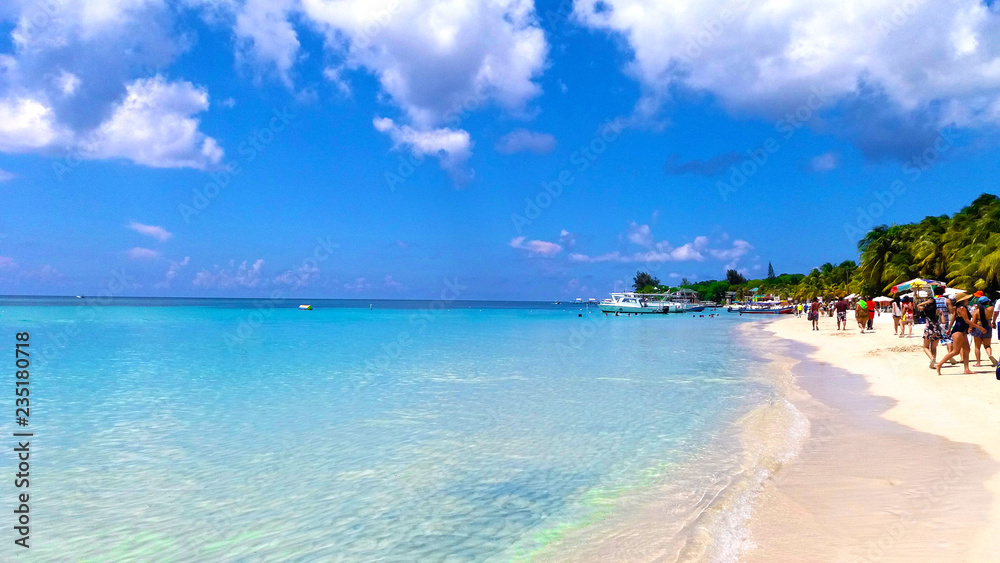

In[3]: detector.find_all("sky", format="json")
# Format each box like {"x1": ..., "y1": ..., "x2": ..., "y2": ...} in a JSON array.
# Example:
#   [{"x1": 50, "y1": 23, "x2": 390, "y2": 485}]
[{"x1": 1, "y1": 0, "x2": 1000, "y2": 300}]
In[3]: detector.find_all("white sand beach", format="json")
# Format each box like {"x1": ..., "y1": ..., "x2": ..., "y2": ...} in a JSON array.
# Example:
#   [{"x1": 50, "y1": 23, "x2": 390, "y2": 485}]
[{"x1": 745, "y1": 313, "x2": 1000, "y2": 561}]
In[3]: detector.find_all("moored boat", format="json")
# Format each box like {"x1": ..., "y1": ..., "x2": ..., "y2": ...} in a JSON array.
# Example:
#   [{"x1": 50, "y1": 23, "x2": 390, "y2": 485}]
[{"x1": 599, "y1": 292, "x2": 682, "y2": 314}]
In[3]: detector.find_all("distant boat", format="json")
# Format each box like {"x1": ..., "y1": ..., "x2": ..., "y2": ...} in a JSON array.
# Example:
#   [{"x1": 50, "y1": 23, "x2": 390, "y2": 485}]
[
  {"x1": 737, "y1": 302, "x2": 793, "y2": 315},
  {"x1": 298, "y1": 304, "x2": 312, "y2": 310},
  {"x1": 553, "y1": 301, "x2": 561, "y2": 305},
  {"x1": 599, "y1": 292, "x2": 682, "y2": 314}
]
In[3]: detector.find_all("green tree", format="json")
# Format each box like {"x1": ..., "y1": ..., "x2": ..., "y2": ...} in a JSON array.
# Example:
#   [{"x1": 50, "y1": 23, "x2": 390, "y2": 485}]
[
  {"x1": 767, "y1": 262, "x2": 775, "y2": 279},
  {"x1": 633, "y1": 271, "x2": 660, "y2": 292},
  {"x1": 726, "y1": 269, "x2": 747, "y2": 285}
]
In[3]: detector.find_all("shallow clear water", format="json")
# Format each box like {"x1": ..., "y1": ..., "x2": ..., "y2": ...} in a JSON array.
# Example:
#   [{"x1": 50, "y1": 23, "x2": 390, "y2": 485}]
[{"x1": 0, "y1": 299, "x2": 773, "y2": 561}]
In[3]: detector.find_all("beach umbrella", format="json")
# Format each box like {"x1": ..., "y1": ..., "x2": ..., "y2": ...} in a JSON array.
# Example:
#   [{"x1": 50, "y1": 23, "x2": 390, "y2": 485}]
[
  {"x1": 890, "y1": 278, "x2": 945, "y2": 293},
  {"x1": 873, "y1": 296, "x2": 892, "y2": 302}
]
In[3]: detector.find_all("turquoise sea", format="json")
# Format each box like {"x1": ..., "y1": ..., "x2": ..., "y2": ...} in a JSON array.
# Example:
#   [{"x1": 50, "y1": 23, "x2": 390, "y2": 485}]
[{"x1": 0, "y1": 297, "x2": 797, "y2": 561}]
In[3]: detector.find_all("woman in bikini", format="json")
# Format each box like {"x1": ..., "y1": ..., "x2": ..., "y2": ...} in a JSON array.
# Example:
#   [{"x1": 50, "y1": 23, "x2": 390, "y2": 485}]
[
  {"x1": 936, "y1": 293, "x2": 982, "y2": 375},
  {"x1": 970, "y1": 296, "x2": 997, "y2": 367}
]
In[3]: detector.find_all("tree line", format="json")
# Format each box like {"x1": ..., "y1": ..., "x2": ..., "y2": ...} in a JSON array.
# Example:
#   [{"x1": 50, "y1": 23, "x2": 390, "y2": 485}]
[{"x1": 631, "y1": 193, "x2": 1000, "y2": 301}]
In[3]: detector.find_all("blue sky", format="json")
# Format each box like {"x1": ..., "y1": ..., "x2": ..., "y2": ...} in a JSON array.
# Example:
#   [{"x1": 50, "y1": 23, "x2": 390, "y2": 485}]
[{"x1": 1, "y1": 0, "x2": 999, "y2": 300}]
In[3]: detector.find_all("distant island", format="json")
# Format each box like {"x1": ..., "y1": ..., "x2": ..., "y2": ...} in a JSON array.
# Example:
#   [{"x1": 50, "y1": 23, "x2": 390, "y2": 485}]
[{"x1": 632, "y1": 193, "x2": 1000, "y2": 301}]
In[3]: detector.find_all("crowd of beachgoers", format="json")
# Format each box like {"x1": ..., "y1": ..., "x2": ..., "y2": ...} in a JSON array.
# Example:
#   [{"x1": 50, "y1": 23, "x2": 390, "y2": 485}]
[{"x1": 793, "y1": 289, "x2": 997, "y2": 377}]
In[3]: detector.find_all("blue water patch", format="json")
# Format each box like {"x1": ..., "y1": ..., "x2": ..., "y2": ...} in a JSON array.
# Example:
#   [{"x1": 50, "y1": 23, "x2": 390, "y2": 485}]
[{"x1": 0, "y1": 301, "x2": 771, "y2": 560}]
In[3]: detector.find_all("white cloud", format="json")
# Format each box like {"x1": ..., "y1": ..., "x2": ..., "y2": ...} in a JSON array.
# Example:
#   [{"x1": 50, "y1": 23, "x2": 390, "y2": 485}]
[
  {"x1": 626, "y1": 222, "x2": 654, "y2": 247},
  {"x1": 558, "y1": 229, "x2": 576, "y2": 248},
  {"x1": 154, "y1": 256, "x2": 190, "y2": 289},
  {"x1": 235, "y1": 0, "x2": 301, "y2": 87},
  {"x1": 275, "y1": 262, "x2": 321, "y2": 288},
  {"x1": 383, "y1": 274, "x2": 403, "y2": 290},
  {"x1": 574, "y1": 0, "x2": 1000, "y2": 157},
  {"x1": 56, "y1": 70, "x2": 81, "y2": 96},
  {"x1": 495, "y1": 129, "x2": 557, "y2": 155},
  {"x1": 0, "y1": 256, "x2": 17, "y2": 270},
  {"x1": 0, "y1": 3, "x2": 221, "y2": 169},
  {"x1": 374, "y1": 116, "x2": 472, "y2": 183},
  {"x1": 219, "y1": 97, "x2": 236, "y2": 108},
  {"x1": 83, "y1": 76, "x2": 223, "y2": 169},
  {"x1": 0, "y1": 96, "x2": 68, "y2": 152},
  {"x1": 126, "y1": 247, "x2": 162, "y2": 260},
  {"x1": 322, "y1": 66, "x2": 352, "y2": 96},
  {"x1": 192, "y1": 259, "x2": 266, "y2": 288},
  {"x1": 570, "y1": 226, "x2": 752, "y2": 265},
  {"x1": 807, "y1": 151, "x2": 841, "y2": 172},
  {"x1": 127, "y1": 220, "x2": 173, "y2": 242},
  {"x1": 300, "y1": 0, "x2": 548, "y2": 128},
  {"x1": 0, "y1": 169, "x2": 17, "y2": 183},
  {"x1": 344, "y1": 277, "x2": 370, "y2": 291},
  {"x1": 510, "y1": 236, "x2": 562, "y2": 257}
]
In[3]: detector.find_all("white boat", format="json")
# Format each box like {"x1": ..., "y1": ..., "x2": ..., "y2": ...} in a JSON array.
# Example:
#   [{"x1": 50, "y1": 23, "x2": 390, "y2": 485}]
[{"x1": 599, "y1": 292, "x2": 685, "y2": 314}]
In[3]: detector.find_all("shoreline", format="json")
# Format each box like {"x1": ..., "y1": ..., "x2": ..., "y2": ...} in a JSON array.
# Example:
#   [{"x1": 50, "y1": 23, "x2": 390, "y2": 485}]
[
  {"x1": 519, "y1": 320, "x2": 812, "y2": 562},
  {"x1": 743, "y1": 314, "x2": 1000, "y2": 561}
]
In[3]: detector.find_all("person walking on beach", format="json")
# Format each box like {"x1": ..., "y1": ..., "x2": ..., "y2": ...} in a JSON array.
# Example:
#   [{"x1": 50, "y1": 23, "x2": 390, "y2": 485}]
[
  {"x1": 970, "y1": 296, "x2": 997, "y2": 367},
  {"x1": 891, "y1": 295, "x2": 902, "y2": 335},
  {"x1": 919, "y1": 294, "x2": 944, "y2": 369},
  {"x1": 835, "y1": 296, "x2": 848, "y2": 330},
  {"x1": 866, "y1": 297, "x2": 878, "y2": 331},
  {"x1": 936, "y1": 293, "x2": 983, "y2": 375},
  {"x1": 810, "y1": 297, "x2": 821, "y2": 330},
  {"x1": 899, "y1": 296, "x2": 913, "y2": 338},
  {"x1": 856, "y1": 298, "x2": 870, "y2": 333}
]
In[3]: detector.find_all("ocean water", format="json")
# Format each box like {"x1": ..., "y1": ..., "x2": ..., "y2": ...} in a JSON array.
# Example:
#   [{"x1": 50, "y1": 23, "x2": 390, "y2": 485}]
[{"x1": 0, "y1": 298, "x2": 792, "y2": 561}]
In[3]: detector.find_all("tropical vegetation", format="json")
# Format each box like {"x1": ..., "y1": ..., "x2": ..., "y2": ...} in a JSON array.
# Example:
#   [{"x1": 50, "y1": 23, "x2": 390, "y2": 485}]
[{"x1": 631, "y1": 193, "x2": 1000, "y2": 301}]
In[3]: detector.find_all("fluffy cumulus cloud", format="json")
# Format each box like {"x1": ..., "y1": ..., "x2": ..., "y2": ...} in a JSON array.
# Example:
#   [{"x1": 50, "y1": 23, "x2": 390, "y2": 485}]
[
  {"x1": 238, "y1": 0, "x2": 548, "y2": 183},
  {"x1": 373, "y1": 117, "x2": 473, "y2": 183},
  {"x1": 127, "y1": 220, "x2": 173, "y2": 242},
  {"x1": 569, "y1": 223, "x2": 753, "y2": 267},
  {"x1": 82, "y1": 76, "x2": 223, "y2": 169},
  {"x1": 0, "y1": 1, "x2": 223, "y2": 169},
  {"x1": 510, "y1": 236, "x2": 563, "y2": 257},
  {"x1": 574, "y1": 0, "x2": 1000, "y2": 158},
  {"x1": 234, "y1": 0, "x2": 301, "y2": 87},
  {"x1": 299, "y1": 0, "x2": 548, "y2": 128},
  {"x1": 154, "y1": 256, "x2": 190, "y2": 289},
  {"x1": 495, "y1": 129, "x2": 557, "y2": 155},
  {"x1": 192, "y1": 259, "x2": 266, "y2": 288}
]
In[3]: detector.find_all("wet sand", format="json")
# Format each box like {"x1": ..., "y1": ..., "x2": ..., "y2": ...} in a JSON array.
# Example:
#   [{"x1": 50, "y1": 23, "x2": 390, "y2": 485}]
[{"x1": 745, "y1": 314, "x2": 1000, "y2": 561}]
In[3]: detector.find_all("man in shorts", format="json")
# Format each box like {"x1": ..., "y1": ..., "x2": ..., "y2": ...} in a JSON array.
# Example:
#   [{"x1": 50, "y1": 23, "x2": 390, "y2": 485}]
[{"x1": 835, "y1": 296, "x2": 849, "y2": 331}]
